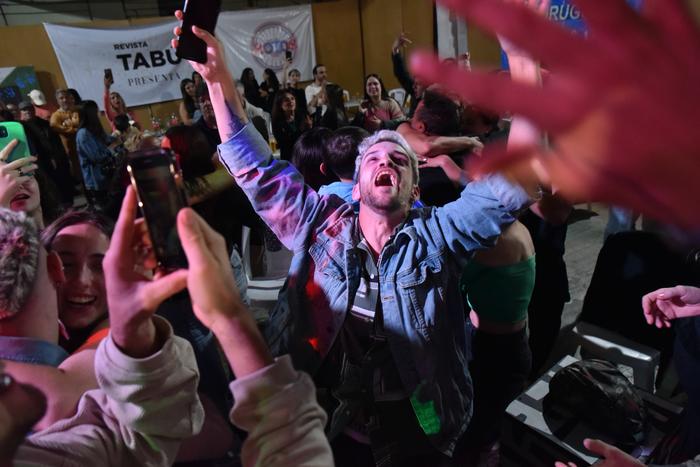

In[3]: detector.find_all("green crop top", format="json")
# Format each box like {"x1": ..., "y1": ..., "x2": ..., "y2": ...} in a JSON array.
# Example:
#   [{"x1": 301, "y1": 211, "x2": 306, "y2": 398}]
[{"x1": 460, "y1": 256, "x2": 536, "y2": 324}]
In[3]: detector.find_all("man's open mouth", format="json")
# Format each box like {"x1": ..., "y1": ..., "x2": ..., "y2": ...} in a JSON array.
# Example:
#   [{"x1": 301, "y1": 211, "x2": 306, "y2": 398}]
[{"x1": 374, "y1": 170, "x2": 397, "y2": 187}]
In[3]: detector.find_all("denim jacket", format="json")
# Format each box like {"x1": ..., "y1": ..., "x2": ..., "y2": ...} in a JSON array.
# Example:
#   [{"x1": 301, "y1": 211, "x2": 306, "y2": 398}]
[
  {"x1": 218, "y1": 124, "x2": 531, "y2": 455},
  {"x1": 0, "y1": 335, "x2": 68, "y2": 366}
]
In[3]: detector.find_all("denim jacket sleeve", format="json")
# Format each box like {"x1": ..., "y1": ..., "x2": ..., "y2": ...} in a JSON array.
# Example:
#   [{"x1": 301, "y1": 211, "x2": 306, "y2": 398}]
[
  {"x1": 432, "y1": 174, "x2": 532, "y2": 257},
  {"x1": 76, "y1": 129, "x2": 112, "y2": 163},
  {"x1": 217, "y1": 124, "x2": 342, "y2": 251}
]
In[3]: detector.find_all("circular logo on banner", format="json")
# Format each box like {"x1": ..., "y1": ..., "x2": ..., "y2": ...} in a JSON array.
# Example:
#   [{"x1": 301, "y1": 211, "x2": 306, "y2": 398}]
[{"x1": 251, "y1": 22, "x2": 297, "y2": 71}]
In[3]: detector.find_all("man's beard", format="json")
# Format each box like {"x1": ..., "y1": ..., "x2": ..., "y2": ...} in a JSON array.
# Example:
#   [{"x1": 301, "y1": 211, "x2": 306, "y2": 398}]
[{"x1": 360, "y1": 184, "x2": 410, "y2": 214}]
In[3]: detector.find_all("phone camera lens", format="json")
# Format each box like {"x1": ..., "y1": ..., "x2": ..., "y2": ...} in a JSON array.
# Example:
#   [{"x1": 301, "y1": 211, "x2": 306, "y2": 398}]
[{"x1": 0, "y1": 127, "x2": 7, "y2": 138}]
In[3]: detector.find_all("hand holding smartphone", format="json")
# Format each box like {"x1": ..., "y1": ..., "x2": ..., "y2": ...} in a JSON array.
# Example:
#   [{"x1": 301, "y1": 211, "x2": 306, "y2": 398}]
[
  {"x1": 0, "y1": 122, "x2": 31, "y2": 163},
  {"x1": 104, "y1": 68, "x2": 114, "y2": 86},
  {"x1": 127, "y1": 148, "x2": 188, "y2": 269},
  {"x1": 176, "y1": 0, "x2": 223, "y2": 64}
]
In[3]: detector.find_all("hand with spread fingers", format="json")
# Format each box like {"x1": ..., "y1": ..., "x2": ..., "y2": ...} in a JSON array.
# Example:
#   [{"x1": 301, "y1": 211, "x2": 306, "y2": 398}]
[
  {"x1": 554, "y1": 438, "x2": 645, "y2": 467},
  {"x1": 410, "y1": 0, "x2": 700, "y2": 228},
  {"x1": 642, "y1": 285, "x2": 700, "y2": 328},
  {"x1": 0, "y1": 140, "x2": 38, "y2": 208}
]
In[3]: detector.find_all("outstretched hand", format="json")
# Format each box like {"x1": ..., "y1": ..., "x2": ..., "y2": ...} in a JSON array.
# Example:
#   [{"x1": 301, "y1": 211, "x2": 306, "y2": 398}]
[
  {"x1": 410, "y1": 0, "x2": 700, "y2": 228},
  {"x1": 392, "y1": 32, "x2": 412, "y2": 54},
  {"x1": 172, "y1": 10, "x2": 228, "y2": 83},
  {"x1": 642, "y1": 285, "x2": 700, "y2": 328},
  {"x1": 554, "y1": 438, "x2": 645, "y2": 467}
]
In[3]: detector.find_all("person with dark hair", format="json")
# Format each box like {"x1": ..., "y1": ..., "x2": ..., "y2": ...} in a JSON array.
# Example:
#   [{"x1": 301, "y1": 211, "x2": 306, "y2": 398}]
[
  {"x1": 259, "y1": 67, "x2": 280, "y2": 113},
  {"x1": 291, "y1": 127, "x2": 335, "y2": 192},
  {"x1": 352, "y1": 74, "x2": 404, "y2": 132},
  {"x1": 305, "y1": 63, "x2": 329, "y2": 115},
  {"x1": 41, "y1": 210, "x2": 114, "y2": 353},
  {"x1": 193, "y1": 86, "x2": 220, "y2": 151},
  {"x1": 66, "y1": 89, "x2": 82, "y2": 105},
  {"x1": 271, "y1": 89, "x2": 311, "y2": 162},
  {"x1": 283, "y1": 66, "x2": 308, "y2": 113},
  {"x1": 20, "y1": 102, "x2": 75, "y2": 207},
  {"x1": 192, "y1": 70, "x2": 204, "y2": 90},
  {"x1": 76, "y1": 100, "x2": 120, "y2": 209},
  {"x1": 394, "y1": 90, "x2": 482, "y2": 206},
  {"x1": 240, "y1": 67, "x2": 262, "y2": 108},
  {"x1": 391, "y1": 32, "x2": 425, "y2": 118},
  {"x1": 318, "y1": 126, "x2": 369, "y2": 203},
  {"x1": 314, "y1": 83, "x2": 348, "y2": 130},
  {"x1": 103, "y1": 73, "x2": 140, "y2": 132},
  {"x1": 178, "y1": 78, "x2": 199, "y2": 125}
]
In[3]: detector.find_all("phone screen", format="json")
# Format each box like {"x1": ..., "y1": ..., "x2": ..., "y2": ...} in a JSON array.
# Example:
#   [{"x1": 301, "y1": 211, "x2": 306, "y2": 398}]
[
  {"x1": 127, "y1": 150, "x2": 188, "y2": 269},
  {"x1": 285, "y1": 50, "x2": 292, "y2": 61},
  {"x1": 0, "y1": 122, "x2": 31, "y2": 163},
  {"x1": 176, "y1": 0, "x2": 222, "y2": 63}
]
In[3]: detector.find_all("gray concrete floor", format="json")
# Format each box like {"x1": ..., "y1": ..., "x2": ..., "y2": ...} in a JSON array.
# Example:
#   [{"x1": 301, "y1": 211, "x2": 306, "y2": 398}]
[{"x1": 548, "y1": 203, "x2": 610, "y2": 368}]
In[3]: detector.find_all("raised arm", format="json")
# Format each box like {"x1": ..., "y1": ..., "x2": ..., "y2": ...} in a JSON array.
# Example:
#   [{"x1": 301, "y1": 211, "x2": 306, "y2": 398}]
[
  {"x1": 397, "y1": 123, "x2": 482, "y2": 158},
  {"x1": 391, "y1": 33, "x2": 415, "y2": 95},
  {"x1": 103, "y1": 77, "x2": 116, "y2": 124},
  {"x1": 172, "y1": 13, "x2": 247, "y2": 142},
  {"x1": 172, "y1": 16, "x2": 343, "y2": 250}
]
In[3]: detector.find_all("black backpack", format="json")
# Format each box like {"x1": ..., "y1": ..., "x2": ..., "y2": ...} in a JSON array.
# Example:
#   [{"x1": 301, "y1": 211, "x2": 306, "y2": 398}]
[{"x1": 543, "y1": 359, "x2": 648, "y2": 448}]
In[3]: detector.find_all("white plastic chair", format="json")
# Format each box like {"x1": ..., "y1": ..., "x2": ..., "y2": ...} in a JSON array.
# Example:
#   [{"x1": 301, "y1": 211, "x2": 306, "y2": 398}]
[
  {"x1": 240, "y1": 226, "x2": 289, "y2": 302},
  {"x1": 571, "y1": 321, "x2": 660, "y2": 392}
]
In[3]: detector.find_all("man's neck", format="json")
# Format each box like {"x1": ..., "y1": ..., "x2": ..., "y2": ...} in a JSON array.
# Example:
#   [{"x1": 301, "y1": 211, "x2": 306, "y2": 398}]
[
  {"x1": 358, "y1": 205, "x2": 407, "y2": 259},
  {"x1": 315, "y1": 79, "x2": 325, "y2": 87},
  {"x1": 0, "y1": 308, "x2": 58, "y2": 344}
]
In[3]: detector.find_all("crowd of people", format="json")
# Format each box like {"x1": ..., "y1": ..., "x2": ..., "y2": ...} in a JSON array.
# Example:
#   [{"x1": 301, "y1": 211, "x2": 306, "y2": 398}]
[{"x1": 0, "y1": 0, "x2": 699, "y2": 465}]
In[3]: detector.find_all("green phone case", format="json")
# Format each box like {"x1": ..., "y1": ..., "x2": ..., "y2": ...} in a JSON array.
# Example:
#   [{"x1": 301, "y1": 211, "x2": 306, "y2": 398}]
[{"x1": 0, "y1": 121, "x2": 31, "y2": 163}]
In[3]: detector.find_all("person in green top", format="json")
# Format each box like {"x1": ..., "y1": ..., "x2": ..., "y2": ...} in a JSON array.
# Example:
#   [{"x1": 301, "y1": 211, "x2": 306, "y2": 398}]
[{"x1": 460, "y1": 220, "x2": 536, "y2": 463}]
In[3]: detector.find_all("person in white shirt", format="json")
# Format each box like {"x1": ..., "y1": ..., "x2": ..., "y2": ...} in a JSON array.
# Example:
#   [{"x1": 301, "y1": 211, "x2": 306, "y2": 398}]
[{"x1": 305, "y1": 63, "x2": 329, "y2": 115}]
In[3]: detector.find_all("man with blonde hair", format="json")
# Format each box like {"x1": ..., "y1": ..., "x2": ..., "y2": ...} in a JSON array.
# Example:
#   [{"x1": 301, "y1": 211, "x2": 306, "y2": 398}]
[{"x1": 182, "y1": 26, "x2": 534, "y2": 465}]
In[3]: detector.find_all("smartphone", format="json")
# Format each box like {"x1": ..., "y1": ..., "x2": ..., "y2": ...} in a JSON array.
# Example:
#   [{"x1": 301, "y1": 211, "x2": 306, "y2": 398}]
[
  {"x1": 126, "y1": 148, "x2": 188, "y2": 270},
  {"x1": 176, "y1": 0, "x2": 222, "y2": 64},
  {"x1": 285, "y1": 50, "x2": 292, "y2": 61},
  {"x1": 0, "y1": 122, "x2": 31, "y2": 163},
  {"x1": 104, "y1": 68, "x2": 113, "y2": 82}
]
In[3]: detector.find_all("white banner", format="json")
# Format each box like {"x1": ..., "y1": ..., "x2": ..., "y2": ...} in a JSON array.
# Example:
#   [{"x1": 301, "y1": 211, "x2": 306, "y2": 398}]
[
  {"x1": 43, "y1": 5, "x2": 316, "y2": 108},
  {"x1": 216, "y1": 5, "x2": 316, "y2": 84},
  {"x1": 44, "y1": 21, "x2": 193, "y2": 108}
]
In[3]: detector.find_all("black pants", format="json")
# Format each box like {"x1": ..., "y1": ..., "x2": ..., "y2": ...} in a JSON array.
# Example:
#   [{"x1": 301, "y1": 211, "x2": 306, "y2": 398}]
[{"x1": 463, "y1": 327, "x2": 532, "y2": 450}]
